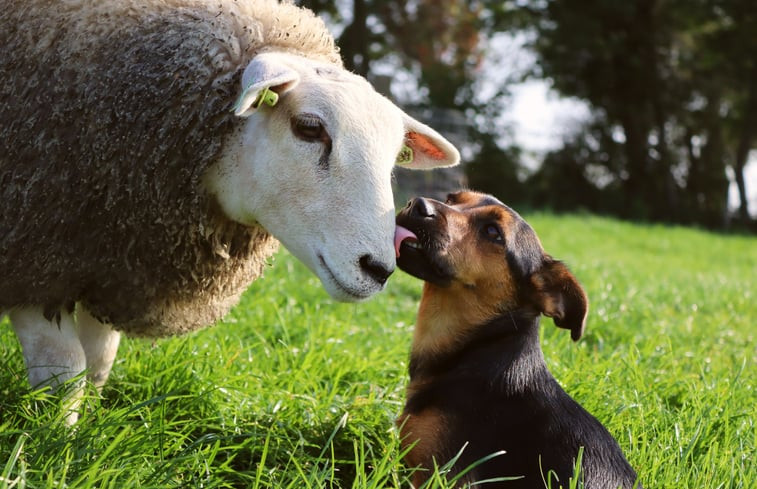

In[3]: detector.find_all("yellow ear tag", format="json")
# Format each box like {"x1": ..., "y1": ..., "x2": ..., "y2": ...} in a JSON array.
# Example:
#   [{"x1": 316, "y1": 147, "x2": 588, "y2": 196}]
[
  {"x1": 396, "y1": 144, "x2": 414, "y2": 165},
  {"x1": 252, "y1": 87, "x2": 279, "y2": 109}
]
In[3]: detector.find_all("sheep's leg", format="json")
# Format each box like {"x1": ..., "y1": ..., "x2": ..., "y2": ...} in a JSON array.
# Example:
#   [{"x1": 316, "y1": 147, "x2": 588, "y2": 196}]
[
  {"x1": 9, "y1": 307, "x2": 86, "y2": 424},
  {"x1": 75, "y1": 305, "x2": 120, "y2": 390}
]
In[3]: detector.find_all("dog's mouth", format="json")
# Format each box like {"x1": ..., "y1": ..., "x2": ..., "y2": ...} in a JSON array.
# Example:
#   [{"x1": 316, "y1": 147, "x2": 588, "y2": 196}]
[
  {"x1": 394, "y1": 225, "x2": 420, "y2": 257},
  {"x1": 394, "y1": 222, "x2": 453, "y2": 286}
]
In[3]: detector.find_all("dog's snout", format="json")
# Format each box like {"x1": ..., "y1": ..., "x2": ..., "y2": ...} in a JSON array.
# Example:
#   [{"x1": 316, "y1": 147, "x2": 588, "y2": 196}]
[
  {"x1": 408, "y1": 197, "x2": 436, "y2": 218},
  {"x1": 359, "y1": 254, "x2": 394, "y2": 285}
]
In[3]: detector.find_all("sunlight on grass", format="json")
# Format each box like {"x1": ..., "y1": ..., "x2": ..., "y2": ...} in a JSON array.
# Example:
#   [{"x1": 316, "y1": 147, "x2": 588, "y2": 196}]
[{"x1": 1, "y1": 214, "x2": 755, "y2": 488}]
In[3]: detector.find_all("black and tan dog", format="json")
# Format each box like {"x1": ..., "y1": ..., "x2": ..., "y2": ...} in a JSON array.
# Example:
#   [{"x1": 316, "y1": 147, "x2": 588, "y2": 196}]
[{"x1": 394, "y1": 191, "x2": 640, "y2": 489}]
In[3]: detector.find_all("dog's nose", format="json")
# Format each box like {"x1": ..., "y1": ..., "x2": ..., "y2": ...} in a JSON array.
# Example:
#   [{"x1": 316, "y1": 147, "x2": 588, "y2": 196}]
[
  {"x1": 359, "y1": 254, "x2": 394, "y2": 285},
  {"x1": 408, "y1": 197, "x2": 436, "y2": 218}
]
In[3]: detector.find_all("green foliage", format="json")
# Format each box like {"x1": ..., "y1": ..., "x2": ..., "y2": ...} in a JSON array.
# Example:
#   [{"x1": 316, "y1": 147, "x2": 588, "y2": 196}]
[
  {"x1": 523, "y1": 0, "x2": 757, "y2": 228},
  {"x1": 1, "y1": 214, "x2": 755, "y2": 488},
  {"x1": 464, "y1": 132, "x2": 529, "y2": 207}
]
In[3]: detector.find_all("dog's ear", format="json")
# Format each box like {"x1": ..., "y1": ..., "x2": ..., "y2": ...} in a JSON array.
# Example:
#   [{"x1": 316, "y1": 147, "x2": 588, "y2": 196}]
[{"x1": 529, "y1": 258, "x2": 588, "y2": 341}]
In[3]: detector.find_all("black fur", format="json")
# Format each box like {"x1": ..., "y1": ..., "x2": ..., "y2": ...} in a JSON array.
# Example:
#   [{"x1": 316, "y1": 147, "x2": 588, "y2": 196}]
[{"x1": 404, "y1": 311, "x2": 641, "y2": 489}]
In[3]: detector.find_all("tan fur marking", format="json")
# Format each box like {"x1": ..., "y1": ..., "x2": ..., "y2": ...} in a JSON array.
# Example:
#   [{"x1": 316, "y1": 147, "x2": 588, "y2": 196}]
[{"x1": 399, "y1": 408, "x2": 449, "y2": 487}]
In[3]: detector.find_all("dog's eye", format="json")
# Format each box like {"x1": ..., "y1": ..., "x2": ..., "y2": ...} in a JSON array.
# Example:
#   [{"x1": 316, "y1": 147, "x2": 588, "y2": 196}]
[
  {"x1": 291, "y1": 113, "x2": 329, "y2": 142},
  {"x1": 483, "y1": 224, "x2": 503, "y2": 243}
]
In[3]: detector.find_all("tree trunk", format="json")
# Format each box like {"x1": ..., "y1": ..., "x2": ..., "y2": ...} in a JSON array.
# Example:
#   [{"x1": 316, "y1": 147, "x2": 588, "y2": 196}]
[
  {"x1": 619, "y1": 109, "x2": 653, "y2": 219},
  {"x1": 697, "y1": 89, "x2": 730, "y2": 227},
  {"x1": 339, "y1": 0, "x2": 369, "y2": 76},
  {"x1": 733, "y1": 84, "x2": 757, "y2": 220}
]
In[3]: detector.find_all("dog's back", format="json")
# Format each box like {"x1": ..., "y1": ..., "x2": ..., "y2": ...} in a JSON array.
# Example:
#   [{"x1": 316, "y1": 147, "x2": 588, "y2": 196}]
[{"x1": 395, "y1": 191, "x2": 641, "y2": 488}]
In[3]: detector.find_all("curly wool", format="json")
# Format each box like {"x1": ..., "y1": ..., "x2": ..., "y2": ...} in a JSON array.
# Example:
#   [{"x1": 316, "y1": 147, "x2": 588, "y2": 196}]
[{"x1": 0, "y1": 0, "x2": 340, "y2": 336}]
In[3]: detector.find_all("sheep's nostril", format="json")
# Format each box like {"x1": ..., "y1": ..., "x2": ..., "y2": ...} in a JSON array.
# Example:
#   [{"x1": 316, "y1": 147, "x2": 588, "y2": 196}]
[
  {"x1": 359, "y1": 255, "x2": 394, "y2": 285},
  {"x1": 409, "y1": 197, "x2": 435, "y2": 218}
]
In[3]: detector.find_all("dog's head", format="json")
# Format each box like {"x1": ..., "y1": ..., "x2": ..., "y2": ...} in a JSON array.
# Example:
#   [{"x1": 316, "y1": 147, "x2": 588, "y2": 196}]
[{"x1": 395, "y1": 190, "x2": 588, "y2": 341}]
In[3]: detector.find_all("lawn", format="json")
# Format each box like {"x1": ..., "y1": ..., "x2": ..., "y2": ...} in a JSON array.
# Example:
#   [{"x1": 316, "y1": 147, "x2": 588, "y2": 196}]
[{"x1": 1, "y1": 214, "x2": 755, "y2": 488}]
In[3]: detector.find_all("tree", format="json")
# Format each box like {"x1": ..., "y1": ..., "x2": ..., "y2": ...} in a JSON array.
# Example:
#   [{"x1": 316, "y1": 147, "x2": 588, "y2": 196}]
[
  {"x1": 699, "y1": 0, "x2": 757, "y2": 222},
  {"x1": 300, "y1": 0, "x2": 498, "y2": 107},
  {"x1": 525, "y1": 0, "x2": 755, "y2": 228},
  {"x1": 466, "y1": 131, "x2": 528, "y2": 206}
]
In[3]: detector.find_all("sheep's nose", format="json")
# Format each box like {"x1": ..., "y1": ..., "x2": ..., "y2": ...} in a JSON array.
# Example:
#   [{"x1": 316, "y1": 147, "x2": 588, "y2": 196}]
[
  {"x1": 359, "y1": 254, "x2": 394, "y2": 285},
  {"x1": 408, "y1": 197, "x2": 436, "y2": 218}
]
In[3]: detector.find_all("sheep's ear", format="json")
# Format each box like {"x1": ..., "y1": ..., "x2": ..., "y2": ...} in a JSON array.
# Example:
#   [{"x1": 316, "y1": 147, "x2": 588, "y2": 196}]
[
  {"x1": 234, "y1": 53, "x2": 301, "y2": 117},
  {"x1": 396, "y1": 114, "x2": 460, "y2": 169},
  {"x1": 529, "y1": 258, "x2": 588, "y2": 341}
]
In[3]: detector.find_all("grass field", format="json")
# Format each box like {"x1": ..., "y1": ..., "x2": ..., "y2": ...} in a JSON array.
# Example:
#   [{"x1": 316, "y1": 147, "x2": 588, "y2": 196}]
[{"x1": 1, "y1": 213, "x2": 755, "y2": 488}]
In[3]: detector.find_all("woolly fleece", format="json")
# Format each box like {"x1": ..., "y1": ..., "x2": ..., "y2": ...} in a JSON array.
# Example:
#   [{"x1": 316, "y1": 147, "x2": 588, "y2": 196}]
[{"x1": 0, "y1": 0, "x2": 341, "y2": 336}]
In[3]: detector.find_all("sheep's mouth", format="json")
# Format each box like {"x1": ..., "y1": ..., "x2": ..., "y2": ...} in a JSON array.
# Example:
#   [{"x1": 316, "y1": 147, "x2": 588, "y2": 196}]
[{"x1": 317, "y1": 254, "x2": 373, "y2": 301}]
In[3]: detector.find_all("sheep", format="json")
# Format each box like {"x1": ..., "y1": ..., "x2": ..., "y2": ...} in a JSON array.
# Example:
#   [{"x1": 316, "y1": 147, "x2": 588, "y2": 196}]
[{"x1": 0, "y1": 0, "x2": 459, "y2": 423}]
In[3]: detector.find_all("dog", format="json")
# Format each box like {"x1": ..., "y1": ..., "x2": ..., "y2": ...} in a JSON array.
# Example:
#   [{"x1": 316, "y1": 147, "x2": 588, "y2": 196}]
[{"x1": 394, "y1": 191, "x2": 640, "y2": 489}]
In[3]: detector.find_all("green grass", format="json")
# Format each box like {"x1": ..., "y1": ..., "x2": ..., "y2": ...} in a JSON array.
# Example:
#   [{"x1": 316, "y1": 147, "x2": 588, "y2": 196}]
[{"x1": 1, "y1": 214, "x2": 755, "y2": 488}]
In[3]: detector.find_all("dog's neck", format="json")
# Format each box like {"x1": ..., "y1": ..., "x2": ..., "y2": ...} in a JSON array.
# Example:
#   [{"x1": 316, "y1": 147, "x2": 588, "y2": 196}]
[
  {"x1": 411, "y1": 281, "x2": 520, "y2": 357},
  {"x1": 408, "y1": 297, "x2": 550, "y2": 395}
]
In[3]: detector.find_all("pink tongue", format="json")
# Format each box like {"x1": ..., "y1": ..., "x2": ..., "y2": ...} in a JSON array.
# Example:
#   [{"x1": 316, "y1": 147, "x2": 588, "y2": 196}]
[{"x1": 394, "y1": 225, "x2": 418, "y2": 258}]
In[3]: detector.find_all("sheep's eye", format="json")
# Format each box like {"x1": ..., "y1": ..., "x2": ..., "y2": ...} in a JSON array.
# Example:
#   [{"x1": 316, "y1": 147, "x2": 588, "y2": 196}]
[
  {"x1": 483, "y1": 224, "x2": 503, "y2": 243},
  {"x1": 292, "y1": 114, "x2": 328, "y2": 142}
]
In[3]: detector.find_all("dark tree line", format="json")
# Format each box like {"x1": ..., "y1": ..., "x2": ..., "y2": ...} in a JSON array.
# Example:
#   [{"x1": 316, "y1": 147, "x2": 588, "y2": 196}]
[
  {"x1": 299, "y1": 0, "x2": 756, "y2": 231},
  {"x1": 524, "y1": 0, "x2": 756, "y2": 229}
]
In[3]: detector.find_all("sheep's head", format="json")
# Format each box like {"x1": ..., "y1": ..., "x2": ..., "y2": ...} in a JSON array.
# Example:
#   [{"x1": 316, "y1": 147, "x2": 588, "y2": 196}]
[{"x1": 206, "y1": 51, "x2": 459, "y2": 301}]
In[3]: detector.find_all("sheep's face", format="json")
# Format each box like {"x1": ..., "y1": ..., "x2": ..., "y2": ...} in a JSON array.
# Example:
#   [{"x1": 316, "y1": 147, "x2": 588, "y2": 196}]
[{"x1": 207, "y1": 52, "x2": 459, "y2": 301}]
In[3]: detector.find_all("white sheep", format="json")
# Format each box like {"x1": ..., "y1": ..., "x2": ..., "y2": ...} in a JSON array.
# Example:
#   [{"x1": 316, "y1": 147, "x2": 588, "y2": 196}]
[{"x1": 0, "y1": 0, "x2": 459, "y2": 423}]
